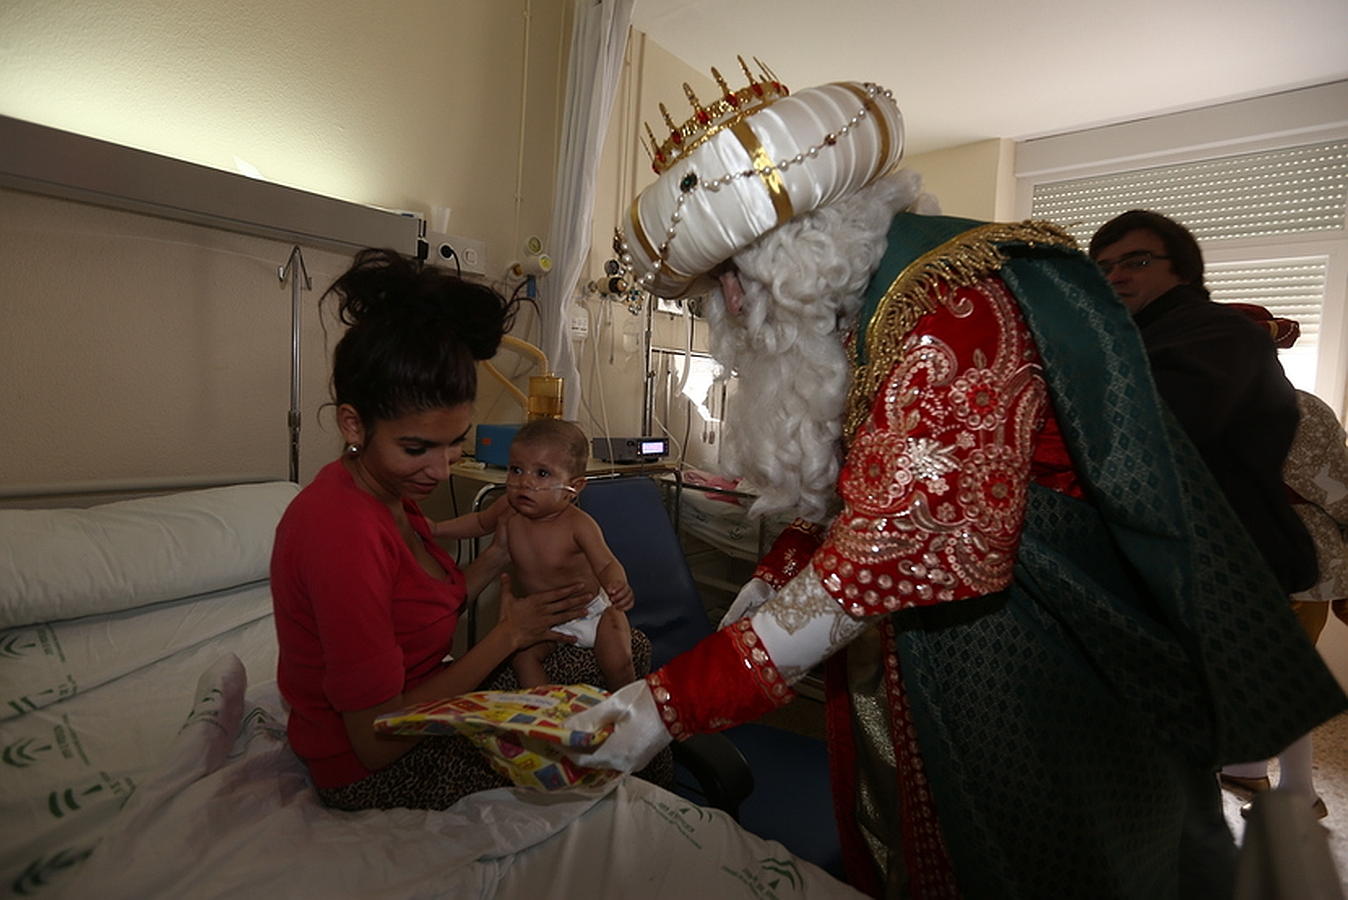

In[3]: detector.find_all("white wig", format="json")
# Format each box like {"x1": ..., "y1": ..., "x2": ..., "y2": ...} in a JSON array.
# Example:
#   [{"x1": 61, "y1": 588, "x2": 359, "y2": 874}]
[{"x1": 707, "y1": 170, "x2": 934, "y2": 521}]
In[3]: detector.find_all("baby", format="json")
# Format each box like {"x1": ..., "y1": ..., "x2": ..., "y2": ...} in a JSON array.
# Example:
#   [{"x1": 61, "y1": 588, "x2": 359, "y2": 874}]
[{"x1": 436, "y1": 419, "x2": 635, "y2": 690}]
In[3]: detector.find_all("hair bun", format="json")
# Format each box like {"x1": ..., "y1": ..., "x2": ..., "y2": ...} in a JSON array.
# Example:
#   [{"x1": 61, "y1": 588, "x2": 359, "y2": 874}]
[{"x1": 326, "y1": 248, "x2": 514, "y2": 359}]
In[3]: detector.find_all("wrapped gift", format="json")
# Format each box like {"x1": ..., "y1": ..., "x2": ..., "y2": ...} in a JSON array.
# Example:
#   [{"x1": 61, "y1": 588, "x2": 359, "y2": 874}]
[{"x1": 374, "y1": 683, "x2": 618, "y2": 791}]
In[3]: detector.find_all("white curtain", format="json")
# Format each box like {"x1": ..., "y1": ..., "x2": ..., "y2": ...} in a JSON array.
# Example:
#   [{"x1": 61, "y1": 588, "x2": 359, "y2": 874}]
[{"x1": 538, "y1": 0, "x2": 635, "y2": 420}]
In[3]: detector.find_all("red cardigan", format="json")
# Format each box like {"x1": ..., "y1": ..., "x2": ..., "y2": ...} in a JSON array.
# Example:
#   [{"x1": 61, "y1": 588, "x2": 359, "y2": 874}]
[{"x1": 270, "y1": 460, "x2": 465, "y2": 788}]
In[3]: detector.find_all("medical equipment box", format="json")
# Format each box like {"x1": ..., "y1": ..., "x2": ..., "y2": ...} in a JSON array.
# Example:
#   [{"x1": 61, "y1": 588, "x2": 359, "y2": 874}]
[
  {"x1": 474, "y1": 423, "x2": 521, "y2": 468},
  {"x1": 592, "y1": 436, "x2": 669, "y2": 464}
]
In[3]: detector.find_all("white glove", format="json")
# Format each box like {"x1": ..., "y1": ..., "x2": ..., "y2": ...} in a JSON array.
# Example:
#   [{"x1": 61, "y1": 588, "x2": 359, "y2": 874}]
[
  {"x1": 718, "y1": 577, "x2": 774, "y2": 628},
  {"x1": 561, "y1": 679, "x2": 670, "y2": 772},
  {"x1": 748, "y1": 571, "x2": 870, "y2": 681}
]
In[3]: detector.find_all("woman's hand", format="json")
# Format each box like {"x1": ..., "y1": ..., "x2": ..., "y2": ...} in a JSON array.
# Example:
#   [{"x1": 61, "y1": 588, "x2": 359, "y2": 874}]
[{"x1": 497, "y1": 574, "x2": 593, "y2": 650}]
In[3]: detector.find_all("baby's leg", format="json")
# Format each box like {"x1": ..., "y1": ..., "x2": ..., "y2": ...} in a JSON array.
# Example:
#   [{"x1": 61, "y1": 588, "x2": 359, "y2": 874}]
[
  {"x1": 511, "y1": 642, "x2": 552, "y2": 689},
  {"x1": 593, "y1": 607, "x2": 635, "y2": 690}
]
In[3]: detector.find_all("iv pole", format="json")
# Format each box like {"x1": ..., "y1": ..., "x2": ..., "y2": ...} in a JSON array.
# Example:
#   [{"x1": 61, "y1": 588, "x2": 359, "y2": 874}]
[{"x1": 278, "y1": 246, "x2": 311, "y2": 483}]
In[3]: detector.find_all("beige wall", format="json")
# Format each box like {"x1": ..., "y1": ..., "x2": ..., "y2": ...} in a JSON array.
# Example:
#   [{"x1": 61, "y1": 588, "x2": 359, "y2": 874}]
[
  {"x1": 566, "y1": 33, "x2": 715, "y2": 454},
  {"x1": 0, "y1": 0, "x2": 569, "y2": 502},
  {"x1": 902, "y1": 137, "x2": 1016, "y2": 222}
]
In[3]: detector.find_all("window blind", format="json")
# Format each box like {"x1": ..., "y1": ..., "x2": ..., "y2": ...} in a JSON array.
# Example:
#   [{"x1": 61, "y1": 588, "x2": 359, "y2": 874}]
[
  {"x1": 1029, "y1": 139, "x2": 1348, "y2": 394},
  {"x1": 1207, "y1": 257, "x2": 1328, "y2": 388},
  {"x1": 1030, "y1": 140, "x2": 1348, "y2": 245}
]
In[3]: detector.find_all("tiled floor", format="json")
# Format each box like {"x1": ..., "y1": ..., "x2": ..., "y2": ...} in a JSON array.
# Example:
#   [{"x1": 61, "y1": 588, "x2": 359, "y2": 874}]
[{"x1": 1221, "y1": 712, "x2": 1348, "y2": 884}]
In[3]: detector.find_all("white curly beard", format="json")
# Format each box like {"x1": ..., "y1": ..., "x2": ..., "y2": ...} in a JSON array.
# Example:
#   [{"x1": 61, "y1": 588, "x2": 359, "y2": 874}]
[{"x1": 705, "y1": 170, "x2": 937, "y2": 522}]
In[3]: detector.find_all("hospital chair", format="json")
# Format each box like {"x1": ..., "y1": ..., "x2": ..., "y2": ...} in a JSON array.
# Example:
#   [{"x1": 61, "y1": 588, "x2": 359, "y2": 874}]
[{"x1": 577, "y1": 475, "x2": 844, "y2": 877}]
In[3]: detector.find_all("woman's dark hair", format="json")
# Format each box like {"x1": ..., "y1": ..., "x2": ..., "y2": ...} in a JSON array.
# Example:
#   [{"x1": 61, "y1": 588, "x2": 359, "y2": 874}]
[
  {"x1": 1088, "y1": 209, "x2": 1207, "y2": 290},
  {"x1": 325, "y1": 248, "x2": 517, "y2": 426}
]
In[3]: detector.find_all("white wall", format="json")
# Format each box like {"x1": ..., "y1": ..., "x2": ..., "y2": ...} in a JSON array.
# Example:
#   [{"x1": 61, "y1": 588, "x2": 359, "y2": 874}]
[
  {"x1": 0, "y1": 0, "x2": 570, "y2": 501},
  {"x1": 569, "y1": 32, "x2": 715, "y2": 456},
  {"x1": 902, "y1": 138, "x2": 1015, "y2": 222}
]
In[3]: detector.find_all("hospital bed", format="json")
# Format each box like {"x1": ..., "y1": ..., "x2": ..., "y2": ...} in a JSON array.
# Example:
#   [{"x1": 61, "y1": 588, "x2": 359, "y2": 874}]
[{"x1": 0, "y1": 481, "x2": 861, "y2": 899}]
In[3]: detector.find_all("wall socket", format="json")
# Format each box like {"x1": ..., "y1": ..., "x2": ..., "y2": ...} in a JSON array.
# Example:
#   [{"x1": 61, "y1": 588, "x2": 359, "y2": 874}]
[{"x1": 422, "y1": 230, "x2": 487, "y2": 277}]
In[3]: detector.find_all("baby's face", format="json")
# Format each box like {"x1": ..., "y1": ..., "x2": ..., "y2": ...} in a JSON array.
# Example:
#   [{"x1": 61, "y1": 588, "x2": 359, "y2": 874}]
[{"x1": 505, "y1": 440, "x2": 579, "y2": 519}]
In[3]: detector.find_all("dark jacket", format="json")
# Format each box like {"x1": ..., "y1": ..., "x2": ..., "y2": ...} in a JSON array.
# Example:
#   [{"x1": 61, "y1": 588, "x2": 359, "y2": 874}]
[{"x1": 1134, "y1": 283, "x2": 1318, "y2": 593}]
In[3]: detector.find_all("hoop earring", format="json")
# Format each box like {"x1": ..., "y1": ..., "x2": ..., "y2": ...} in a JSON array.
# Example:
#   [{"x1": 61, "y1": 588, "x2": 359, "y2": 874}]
[{"x1": 346, "y1": 442, "x2": 361, "y2": 457}]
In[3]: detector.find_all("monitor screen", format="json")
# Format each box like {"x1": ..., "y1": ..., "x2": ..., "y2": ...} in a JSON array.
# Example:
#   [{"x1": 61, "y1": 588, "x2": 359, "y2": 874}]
[{"x1": 639, "y1": 439, "x2": 668, "y2": 456}]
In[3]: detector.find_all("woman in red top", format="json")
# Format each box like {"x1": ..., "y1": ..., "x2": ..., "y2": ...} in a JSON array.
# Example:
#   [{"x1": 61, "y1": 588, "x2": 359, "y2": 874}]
[{"x1": 271, "y1": 248, "x2": 634, "y2": 810}]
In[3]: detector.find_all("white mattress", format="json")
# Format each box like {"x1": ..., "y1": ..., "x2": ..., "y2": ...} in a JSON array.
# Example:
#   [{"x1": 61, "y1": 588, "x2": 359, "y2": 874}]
[
  {"x1": 1, "y1": 483, "x2": 861, "y2": 899},
  {"x1": 2, "y1": 647, "x2": 859, "y2": 899}
]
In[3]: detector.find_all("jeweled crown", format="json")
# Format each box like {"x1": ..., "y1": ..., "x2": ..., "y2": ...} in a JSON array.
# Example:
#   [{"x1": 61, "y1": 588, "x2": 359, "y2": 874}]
[{"x1": 643, "y1": 56, "x2": 789, "y2": 175}]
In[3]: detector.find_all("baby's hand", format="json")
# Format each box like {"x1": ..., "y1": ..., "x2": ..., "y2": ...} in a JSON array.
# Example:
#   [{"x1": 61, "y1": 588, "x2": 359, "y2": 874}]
[{"x1": 606, "y1": 579, "x2": 634, "y2": 611}]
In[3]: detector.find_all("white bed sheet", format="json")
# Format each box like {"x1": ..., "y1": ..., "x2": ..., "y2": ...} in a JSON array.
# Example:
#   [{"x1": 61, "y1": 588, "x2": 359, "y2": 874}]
[
  {"x1": 2, "y1": 618, "x2": 278, "y2": 895},
  {"x1": 24, "y1": 652, "x2": 861, "y2": 900},
  {"x1": 677, "y1": 483, "x2": 794, "y2": 562},
  {"x1": 2, "y1": 481, "x2": 861, "y2": 898},
  {"x1": 3, "y1": 581, "x2": 273, "y2": 722}
]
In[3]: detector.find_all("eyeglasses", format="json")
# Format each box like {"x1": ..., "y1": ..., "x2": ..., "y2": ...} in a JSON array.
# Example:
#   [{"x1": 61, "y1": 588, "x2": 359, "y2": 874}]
[{"x1": 1095, "y1": 251, "x2": 1171, "y2": 276}]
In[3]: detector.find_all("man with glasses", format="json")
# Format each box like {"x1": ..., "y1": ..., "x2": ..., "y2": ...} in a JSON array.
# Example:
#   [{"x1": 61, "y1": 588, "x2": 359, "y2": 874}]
[{"x1": 1089, "y1": 209, "x2": 1317, "y2": 596}]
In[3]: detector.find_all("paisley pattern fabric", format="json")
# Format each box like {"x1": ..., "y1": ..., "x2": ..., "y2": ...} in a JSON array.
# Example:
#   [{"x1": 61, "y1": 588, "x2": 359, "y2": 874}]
[
  {"x1": 831, "y1": 215, "x2": 1345, "y2": 898},
  {"x1": 647, "y1": 213, "x2": 1347, "y2": 900},
  {"x1": 752, "y1": 519, "x2": 826, "y2": 590},
  {"x1": 1286, "y1": 390, "x2": 1348, "y2": 604},
  {"x1": 815, "y1": 277, "x2": 1046, "y2": 616}
]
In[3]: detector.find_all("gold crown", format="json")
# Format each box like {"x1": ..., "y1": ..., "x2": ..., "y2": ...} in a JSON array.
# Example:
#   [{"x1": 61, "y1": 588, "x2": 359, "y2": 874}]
[{"x1": 643, "y1": 56, "x2": 790, "y2": 175}]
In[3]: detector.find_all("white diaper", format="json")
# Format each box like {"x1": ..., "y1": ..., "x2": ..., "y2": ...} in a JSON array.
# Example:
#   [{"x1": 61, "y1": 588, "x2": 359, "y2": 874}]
[{"x1": 550, "y1": 589, "x2": 611, "y2": 648}]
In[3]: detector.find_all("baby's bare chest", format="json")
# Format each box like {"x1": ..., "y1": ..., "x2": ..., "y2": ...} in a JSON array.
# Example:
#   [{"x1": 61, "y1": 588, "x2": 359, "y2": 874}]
[{"x1": 510, "y1": 517, "x2": 594, "y2": 587}]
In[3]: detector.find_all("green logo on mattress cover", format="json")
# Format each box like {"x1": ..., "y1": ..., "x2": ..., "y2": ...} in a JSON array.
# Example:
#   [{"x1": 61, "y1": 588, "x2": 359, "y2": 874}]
[
  {"x1": 721, "y1": 856, "x2": 804, "y2": 898},
  {"x1": 3, "y1": 721, "x2": 89, "y2": 769},
  {"x1": 46, "y1": 772, "x2": 134, "y2": 819},
  {"x1": 3, "y1": 736, "x2": 56, "y2": 767},
  {"x1": 11, "y1": 846, "x2": 94, "y2": 896},
  {"x1": 6, "y1": 675, "x2": 78, "y2": 717},
  {"x1": 642, "y1": 795, "x2": 714, "y2": 849},
  {"x1": 0, "y1": 626, "x2": 62, "y2": 661}
]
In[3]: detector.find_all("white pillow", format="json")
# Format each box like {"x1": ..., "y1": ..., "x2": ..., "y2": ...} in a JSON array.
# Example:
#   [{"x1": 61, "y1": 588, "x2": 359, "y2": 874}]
[{"x1": 0, "y1": 481, "x2": 299, "y2": 627}]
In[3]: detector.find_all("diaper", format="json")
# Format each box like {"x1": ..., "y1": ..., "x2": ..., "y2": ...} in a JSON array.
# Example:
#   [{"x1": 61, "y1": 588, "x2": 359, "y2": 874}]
[{"x1": 550, "y1": 589, "x2": 610, "y2": 647}]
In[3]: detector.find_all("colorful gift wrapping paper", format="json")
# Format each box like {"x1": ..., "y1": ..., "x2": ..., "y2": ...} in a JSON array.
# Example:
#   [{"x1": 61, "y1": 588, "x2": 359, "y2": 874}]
[{"x1": 374, "y1": 683, "x2": 618, "y2": 791}]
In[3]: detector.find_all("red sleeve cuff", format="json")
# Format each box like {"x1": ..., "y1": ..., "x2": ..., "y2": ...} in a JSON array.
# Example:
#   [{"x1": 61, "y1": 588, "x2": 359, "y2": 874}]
[
  {"x1": 646, "y1": 618, "x2": 795, "y2": 739},
  {"x1": 752, "y1": 519, "x2": 826, "y2": 590}
]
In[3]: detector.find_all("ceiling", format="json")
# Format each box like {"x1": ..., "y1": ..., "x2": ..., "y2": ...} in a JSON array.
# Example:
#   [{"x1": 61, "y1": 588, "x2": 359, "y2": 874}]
[{"x1": 631, "y1": 0, "x2": 1348, "y2": 157}]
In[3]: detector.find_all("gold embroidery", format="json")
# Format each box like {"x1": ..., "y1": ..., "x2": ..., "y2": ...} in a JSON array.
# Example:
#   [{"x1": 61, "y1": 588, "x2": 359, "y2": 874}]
[
  {"x1": 819, "y1": 275, "x2": 1049, "y2": 611},
  {"x1": 766, "y1": 571, "x2": 839, "y2": 635},
  {"x1": 844, "y1": 220, "x2": 1076, "y2": 443}
]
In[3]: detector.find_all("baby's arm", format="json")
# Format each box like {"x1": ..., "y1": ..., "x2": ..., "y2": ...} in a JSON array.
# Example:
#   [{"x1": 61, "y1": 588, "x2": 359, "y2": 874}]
[
  {"x1": 433, "y1": 495, "x2": 508, "y2": 541},
  {"x1": 575, "y1": 513, "x2": 633, "y2": 610}
]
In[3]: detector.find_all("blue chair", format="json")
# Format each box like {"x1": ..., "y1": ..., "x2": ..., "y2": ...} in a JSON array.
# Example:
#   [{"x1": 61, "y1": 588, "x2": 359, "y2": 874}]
[{"x1": 578, "y1": 475, "x2": 844, "y2": 878}]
